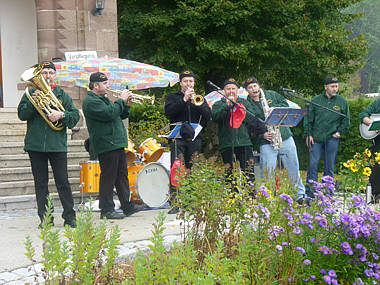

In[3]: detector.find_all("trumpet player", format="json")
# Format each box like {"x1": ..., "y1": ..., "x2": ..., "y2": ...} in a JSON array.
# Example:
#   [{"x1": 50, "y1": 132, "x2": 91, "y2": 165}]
[
  {"x1": 82, "y1": 72, "x2": 143, "y2": 220},
  {"x1": 164, "y1": 70, "x2": 211, "y2": 214},
  {"x1": 17, "y1": 61, "x2": 79, "y2": 228}
]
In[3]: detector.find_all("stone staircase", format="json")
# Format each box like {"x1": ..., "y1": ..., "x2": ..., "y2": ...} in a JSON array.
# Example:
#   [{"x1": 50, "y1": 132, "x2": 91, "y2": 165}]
[{"x1": 0, "y1": 108, "x2": 92, "y2": 210}]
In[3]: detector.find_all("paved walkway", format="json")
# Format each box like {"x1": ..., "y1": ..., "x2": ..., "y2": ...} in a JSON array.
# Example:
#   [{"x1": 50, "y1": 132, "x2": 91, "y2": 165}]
[{"x1": 0, "y1": 206, "x2": 182, "y2": 284}]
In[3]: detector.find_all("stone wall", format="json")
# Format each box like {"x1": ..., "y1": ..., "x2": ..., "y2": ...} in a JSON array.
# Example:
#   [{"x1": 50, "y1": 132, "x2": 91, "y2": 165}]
[{"x1": 35, "y1": 0, "x2": 119, "y2": 108}]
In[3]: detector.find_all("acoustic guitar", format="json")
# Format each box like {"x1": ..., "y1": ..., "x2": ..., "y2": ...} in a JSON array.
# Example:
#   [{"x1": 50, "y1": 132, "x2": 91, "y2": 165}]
[{"x1": 359, "y1": 114, "x2": 380, "y2": 140}]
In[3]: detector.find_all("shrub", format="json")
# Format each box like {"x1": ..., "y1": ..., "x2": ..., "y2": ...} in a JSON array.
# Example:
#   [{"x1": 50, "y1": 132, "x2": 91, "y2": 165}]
[
  {"x1": 25, "y1": 198, "x2": 121, "y2": 284},
  {"x1": 126, "y1": 158, "x2": 379, "y2": 284}
]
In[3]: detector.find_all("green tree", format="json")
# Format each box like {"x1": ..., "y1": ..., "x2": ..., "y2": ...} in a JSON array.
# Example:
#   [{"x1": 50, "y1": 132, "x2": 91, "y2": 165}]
[
  {"x1": 118, "y1": 0, "x2": 367, "y2": 93},
  {"x1": 347, "y1": 0, "x2": 380, "y2": 93}
]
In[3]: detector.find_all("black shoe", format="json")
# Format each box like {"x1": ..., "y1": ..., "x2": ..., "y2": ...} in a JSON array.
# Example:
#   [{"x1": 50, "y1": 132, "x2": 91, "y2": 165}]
[
  {"x1": 296, "y1": 198, "x2": 304, "y2": 206},
  {"x1": 168, "y1": 206, "x2": 179, "y2": 214},
  {"x1": 296, "y1": 198, "x2": 311, "y2": 207},
  {"x1": 123, "y1": 204, "x2": 144, "y2": 217},
  {"x1": 64, "y1": 219, "x2": 77, "y2": 228},
  {"x1": 100, "y1": 211, "x2": 126, "y2": 220}
]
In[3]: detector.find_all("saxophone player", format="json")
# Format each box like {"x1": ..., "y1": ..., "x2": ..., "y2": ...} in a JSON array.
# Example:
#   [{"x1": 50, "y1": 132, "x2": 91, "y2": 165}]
[{"x1": 244, "y1": 77, "x2": 306, "y2": 204}]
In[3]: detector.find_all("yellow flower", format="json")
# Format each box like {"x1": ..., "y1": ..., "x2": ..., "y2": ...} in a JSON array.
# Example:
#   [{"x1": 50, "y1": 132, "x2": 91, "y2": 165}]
[
  {"x1": 354, "y1": 152, "x2": 361, "y2": 158},
  {"x1": 350, "y1": 164, "x2": 359, "y2": 172},
  {"x1": 364, "y1": 148, "x2": 371, "y2": 158},
  {"x1": 363, "y1": 167, "x2": 372, "y2": 177},
  {"x1": 376, "y1": 152, "x2": 380, "y2": 164}
]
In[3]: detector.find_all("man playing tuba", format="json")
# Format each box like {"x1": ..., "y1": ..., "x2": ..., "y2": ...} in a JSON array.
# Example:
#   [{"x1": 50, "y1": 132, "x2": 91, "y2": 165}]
[{"x1": 18, "y1": 61, "x2": 79, "y2": 228}]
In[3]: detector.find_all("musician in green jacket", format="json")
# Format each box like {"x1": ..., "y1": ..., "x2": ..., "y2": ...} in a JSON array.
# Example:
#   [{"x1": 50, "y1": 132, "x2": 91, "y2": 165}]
[
  {"x1": 304, "y1": 76, "x2": 350, "y2": 197},
  {"x1": 82, "y1": 72, "x2": 142, "y2": 220},
  {"x1": 18, "y1": 61, "x2": 79, "y2": 228},
  {"x1": 359, "y1": 98, "x2": 380, "y2": 202},
  {"x1": 211, "y1": 78, "x2": 255, "y2": 182},
  {"x1": 244, "y1": 77, "x2": 306, "y2": 204}
]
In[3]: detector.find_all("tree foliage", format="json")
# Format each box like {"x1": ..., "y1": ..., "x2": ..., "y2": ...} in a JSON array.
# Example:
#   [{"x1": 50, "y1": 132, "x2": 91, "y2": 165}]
[
  {"x1": 118, "y1": 0, "x2": 367, "y2": 93},
  {"x1": 347, "y1": 0, "x2": 380, "y2": 93}
]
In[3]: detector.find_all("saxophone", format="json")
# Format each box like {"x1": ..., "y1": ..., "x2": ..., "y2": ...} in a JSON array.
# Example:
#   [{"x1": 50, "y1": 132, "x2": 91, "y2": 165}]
[{"x1": 260, "y1": 89, "x2": 282, "y2": 150}]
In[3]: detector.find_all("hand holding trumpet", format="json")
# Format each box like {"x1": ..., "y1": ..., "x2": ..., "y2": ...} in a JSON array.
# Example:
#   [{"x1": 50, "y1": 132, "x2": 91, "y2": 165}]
[
  {"x1": 183, "y1": 87, "x2": 204, "y2": 106},
  {"x1": 119, "y1": 89, "x2": 134, "y2": 106}
]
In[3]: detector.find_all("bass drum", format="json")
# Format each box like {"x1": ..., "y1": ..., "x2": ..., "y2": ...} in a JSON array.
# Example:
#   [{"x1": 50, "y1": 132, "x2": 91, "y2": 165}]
[{"x1": 128, "y1": 162, "x2": 170, "y2": 208}]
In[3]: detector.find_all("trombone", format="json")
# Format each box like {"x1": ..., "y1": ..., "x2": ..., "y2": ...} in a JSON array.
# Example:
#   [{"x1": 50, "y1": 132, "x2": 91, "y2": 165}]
[{"x1": 106, "y1": 88, "x2": 155, "y2": 105}]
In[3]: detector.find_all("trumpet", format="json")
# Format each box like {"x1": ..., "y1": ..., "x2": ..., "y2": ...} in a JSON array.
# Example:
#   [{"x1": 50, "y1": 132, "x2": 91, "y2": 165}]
[
  {"x1": 186, "y1": 88, "x2": 204, "y2": 106},
  {"x1": 106, "y1": 88, "x2": 155, "y2": 105}
]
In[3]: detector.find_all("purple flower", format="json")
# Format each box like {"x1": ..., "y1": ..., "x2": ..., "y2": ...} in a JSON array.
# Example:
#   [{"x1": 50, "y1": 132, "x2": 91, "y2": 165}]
[
  {"x1": 341, "y1": 242, "x2": 353, "y2": 255},
  {"x1": 280, "y1": 193, "x2": 293, "y2": 206},
  {"x1": 319, "y1": 245, "x2": 330, "y2": 255},
  {"x1": 352, "y1": 278, "x2": 363, "y2": 285},
  {"x1": 276, "y1": 245, "x2": 283, "y2": 251},
  {"x1": 320, "y1": 268, "x2": 327, "y2": 274},
  {"x1": 296, "y1": 246, "x2": 306, "y2": 254},
  {"x1": 331, "y1": 279, "x2": 338, "y2": 285},
  {"x1": 310, "y1": 275, "x2": 316, "y2": 279},
  {"x1": 322, "y1": 175, "x2": 334, "y2": 184},
  {"x1": 328, "y1": 269, "x2": 337, "y2": 278},
  {"x1": 355, "y1": 244, "x2": 363, "y2": 249},
  {"x1": 372, "y1": 253, "x2": 378, "y2": 260},
  {"x1": 268, "y1": 225, "x2": 284, "y2": 240},
  {"x1": 303, "y1": 259, "x2": 311, "y2": 265},
  {"x1": 364, "y1": 268, "x2": 373, "y2": 277},
  {"x1": 282, "y1": 241, "x2": 288, "y2": 246},
  {"x1": 293, "y1": 226, "x2": 302, "y2": 234},
  {"x1": 322, "y1": 275, "x2": 332, "y2": 284}
]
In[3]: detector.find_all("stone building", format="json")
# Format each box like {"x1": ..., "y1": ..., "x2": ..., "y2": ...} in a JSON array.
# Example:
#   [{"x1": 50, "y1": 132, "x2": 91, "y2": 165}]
[
  {"x1": 0, "y1": 0, "x2": 118, "y2": 108},
  {"x1": 0, "y1": 0, "x2": 118, "y2": 203}
]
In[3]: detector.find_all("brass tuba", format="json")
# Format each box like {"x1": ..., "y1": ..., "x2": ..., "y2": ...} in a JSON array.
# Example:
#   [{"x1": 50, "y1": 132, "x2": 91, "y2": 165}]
[{"x1": 20, "y1": 64, "x2": 65, "y2": 131}]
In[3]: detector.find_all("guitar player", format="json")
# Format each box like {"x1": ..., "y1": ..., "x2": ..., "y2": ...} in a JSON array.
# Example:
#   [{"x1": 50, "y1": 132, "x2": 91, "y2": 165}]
[{"x1": 360, "y1": 97, "x2": 380, "y2": 203}]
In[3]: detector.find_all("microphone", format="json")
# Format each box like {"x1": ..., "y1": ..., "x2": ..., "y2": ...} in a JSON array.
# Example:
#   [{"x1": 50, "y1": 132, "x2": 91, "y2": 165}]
[
  {"x1": 279, "y1": 87, "x2": 296, "y2": 93},
  {"x1": 206, "y1": 80, "x2": 221, "y2": 90}
]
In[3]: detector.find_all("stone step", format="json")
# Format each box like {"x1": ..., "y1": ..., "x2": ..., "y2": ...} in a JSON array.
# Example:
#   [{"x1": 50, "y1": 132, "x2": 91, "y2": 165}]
[
  {"x1": 0, "y1": 108, "x2": 18, "y2": 119},
  {"x1": 0, "y1": 129, "x2": 27, "y2": 142},
  {"x1": 0, "y1": 164, "x2": 81, "y2": 182},
  {"x1": 0, "y1": 119, "x2": 27, "y2": 130},
  {"x1": 0, "y1": 129, "x2": 74, "y2": 142},
  {"x1": 0, "y1": 140, "x2": 87, "y2": 155},
  {"x1": 0, "y1": 191, "x2": 98, "y2": 211},
  {"x1": 0, "y1": 177, "x2": 81, "y2": 197},
  {"x1": 0, "y1": 152, "x2": 90, "y2": 168}
]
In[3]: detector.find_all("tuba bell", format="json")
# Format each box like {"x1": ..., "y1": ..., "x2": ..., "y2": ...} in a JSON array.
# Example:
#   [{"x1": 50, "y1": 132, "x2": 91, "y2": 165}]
[{"x1": 20, "y1": 64, "x2": 65, "y2": 131}]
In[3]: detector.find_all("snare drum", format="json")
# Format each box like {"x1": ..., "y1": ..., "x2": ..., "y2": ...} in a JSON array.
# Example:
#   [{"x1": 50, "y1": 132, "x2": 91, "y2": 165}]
[
  {"x1": 128, "y1": 162, "x2": 170, "y2": 207},
  {"x1": 125, "y1": 138, "x2": 137, "y2": 165},
  {"x1": 138, "y1": 138, "x2": 164, "y2": 163},
  {"x1": 80, "y1": 161, "x2": 100, "y2": 193}
]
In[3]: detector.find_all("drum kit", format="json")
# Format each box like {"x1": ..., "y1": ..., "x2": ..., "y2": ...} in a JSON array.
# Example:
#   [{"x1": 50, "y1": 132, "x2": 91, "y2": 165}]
[{"x1": 79, "y1": 137, "x2": 170, "y2": 208}]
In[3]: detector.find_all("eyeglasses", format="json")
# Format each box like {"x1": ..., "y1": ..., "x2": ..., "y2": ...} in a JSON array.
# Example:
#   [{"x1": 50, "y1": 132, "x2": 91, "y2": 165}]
[{"x1": 41, "y1": 71, "x2": 56, "y2": 76}]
